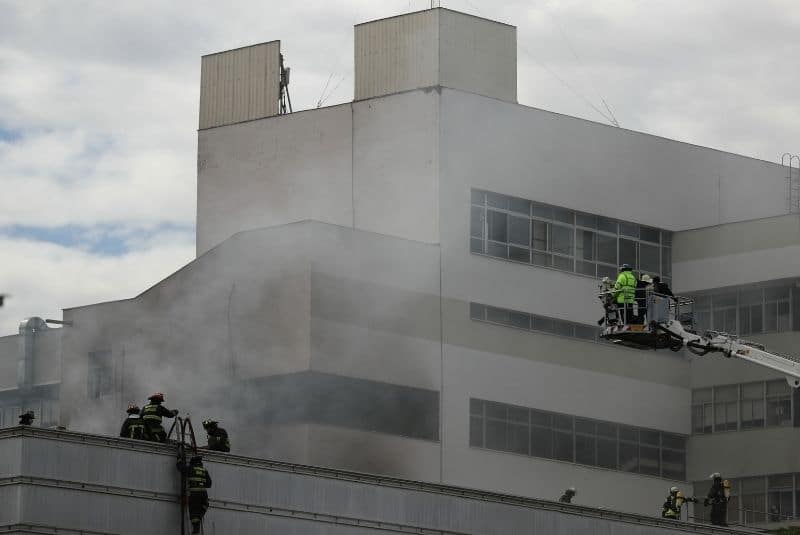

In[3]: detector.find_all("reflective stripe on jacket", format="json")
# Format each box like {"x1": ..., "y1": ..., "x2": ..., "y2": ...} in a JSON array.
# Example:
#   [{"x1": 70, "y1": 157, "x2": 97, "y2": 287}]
[
  {"x1": 614, "y1": 271, "x2": 637, "y2": 304},
  {"x1": 188, "y1": 466, "x2": 209, "y2": 492},
  {"x1": 141, "y1": 403, "x2": 163, "y2": 423}
]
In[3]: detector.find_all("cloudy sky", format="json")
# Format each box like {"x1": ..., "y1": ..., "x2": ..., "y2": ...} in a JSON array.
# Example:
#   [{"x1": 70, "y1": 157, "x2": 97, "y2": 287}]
[{"x1": 1, "y1": 0, "x2": 798, "y2": 334}]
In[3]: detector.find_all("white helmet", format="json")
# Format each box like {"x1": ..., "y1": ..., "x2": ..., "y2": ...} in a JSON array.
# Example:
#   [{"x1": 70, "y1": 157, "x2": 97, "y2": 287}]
[{"x1": 670, "y1": 486, "x2": 679, "y2": 493}]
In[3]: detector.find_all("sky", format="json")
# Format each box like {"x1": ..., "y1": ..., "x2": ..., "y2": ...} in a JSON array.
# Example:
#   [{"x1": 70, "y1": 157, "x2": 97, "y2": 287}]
[{"x1": 1, "y1": 0, "x2": 798, "y2": 334}]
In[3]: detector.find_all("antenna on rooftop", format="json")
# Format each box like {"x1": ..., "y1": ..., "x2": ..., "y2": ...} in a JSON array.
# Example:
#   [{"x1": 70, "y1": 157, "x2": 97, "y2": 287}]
[{"x1": 279, "y1": 53, "x2": 293, "y2": 115}]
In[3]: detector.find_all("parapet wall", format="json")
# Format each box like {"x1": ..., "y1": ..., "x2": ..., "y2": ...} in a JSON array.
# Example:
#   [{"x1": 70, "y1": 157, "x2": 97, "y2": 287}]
[{"x1": 0, "y1": 427, "x2": 754, "y2": 534}]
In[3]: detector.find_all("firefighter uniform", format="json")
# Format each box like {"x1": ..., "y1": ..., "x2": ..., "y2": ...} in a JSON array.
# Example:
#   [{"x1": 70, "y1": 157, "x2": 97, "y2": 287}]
[
  {"x1": 141, "y1": 393, "x2": 177, "y2": 442},
  {"x1": 119, "y1": 404, "x2": 146, "y2": 440},
  {"x1": 202, "y1": 420, "x2": 231, "y2": 453},
  {"x1": 179, "y1": 456, "x2": 212, "y2": 534}
]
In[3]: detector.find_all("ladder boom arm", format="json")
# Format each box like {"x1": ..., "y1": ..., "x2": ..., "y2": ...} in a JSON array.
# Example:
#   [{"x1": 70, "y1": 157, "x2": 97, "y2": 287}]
[{"x1": 660, "y1": 320, "x2": 800, "y2": 388}]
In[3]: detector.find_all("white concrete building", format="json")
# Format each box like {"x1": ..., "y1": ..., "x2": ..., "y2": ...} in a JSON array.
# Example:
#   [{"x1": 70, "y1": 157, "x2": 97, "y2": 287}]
[{"x1": 2, "y1": 7, "x2": 800, "y2": 529}]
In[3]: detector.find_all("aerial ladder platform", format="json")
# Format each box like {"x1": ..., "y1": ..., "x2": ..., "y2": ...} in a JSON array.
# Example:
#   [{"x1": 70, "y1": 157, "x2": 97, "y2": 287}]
[{"x1": 598, "y1": 281, "x2": 800, "y2": 388}]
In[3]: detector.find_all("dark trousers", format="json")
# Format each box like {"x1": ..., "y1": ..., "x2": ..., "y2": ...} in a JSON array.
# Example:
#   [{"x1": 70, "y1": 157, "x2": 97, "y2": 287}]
[
  {"x1": 710, "y1": 505, "x2": 727, "y2": 526},
  {"x1": 189, "y1": 491, "x2": 208, "y2": 533},
  {"x1": 145, "y1": 423, "x2": 166, "y2": 442}
]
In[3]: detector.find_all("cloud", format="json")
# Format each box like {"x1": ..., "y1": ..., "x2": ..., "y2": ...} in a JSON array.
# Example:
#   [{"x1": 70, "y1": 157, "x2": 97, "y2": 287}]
[{"x1": 1, "y1": 0, "x2": 799, "y2": 334}]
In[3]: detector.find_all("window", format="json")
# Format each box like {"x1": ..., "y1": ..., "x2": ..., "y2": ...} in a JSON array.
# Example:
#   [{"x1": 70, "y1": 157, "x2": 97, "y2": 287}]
[
  {"x1": 470, "y1": 189, "x2": 672, "y2": 281},
  {"x1": 766, "y1": 380, "x2": 792, "y2": 427},
  {"x1": 741, "y1": 477, "x2": 766, "y2": 524},
  {"x1": 741, "y1": 382, "x2": 765, "y2": 429},
  {"x1": 714, "y1": 385, "x2": 739, "y2": 432},
  {"x1": 689, "y1": 283, "x2": 798, "y2": 336},
  {"x1": 692, "y1": 388, "x2": 713, "y2": 434},
  {"x1": 470, "y1": 399, "x2": 686, "y2": 479},
  {"x1": 470, "y1": 302, "x2": 600, "y2": 344},
  {"x1": 88, "y1": 350, "x2": 112, "y2": 400},
  {"x1": 768, "y1": 474, "x2": 793, "y2": 522}
]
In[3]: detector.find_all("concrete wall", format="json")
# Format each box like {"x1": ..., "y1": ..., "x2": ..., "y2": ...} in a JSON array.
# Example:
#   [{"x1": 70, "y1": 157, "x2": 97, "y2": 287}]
[
  {"x1": 0, "y1": 335, "x2": 18, "y2": 390},
  {"x1": 31, "y1": 328, "x2": 60, "y2": 385},
  {"x1": 354, "y1": 9, "x2": 516, "y2": 103},
  {"x1": 199, "y1": 41, "x2": 281, "y2": 129},
  {"x1": 673, "y1": 214, "x2": 800, "y2": 292}
]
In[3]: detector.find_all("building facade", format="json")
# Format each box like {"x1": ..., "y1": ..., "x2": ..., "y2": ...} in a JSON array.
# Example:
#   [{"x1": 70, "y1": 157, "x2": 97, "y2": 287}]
[{"x1": 1, "y1": 7, "x2": 799, "y2": 528}]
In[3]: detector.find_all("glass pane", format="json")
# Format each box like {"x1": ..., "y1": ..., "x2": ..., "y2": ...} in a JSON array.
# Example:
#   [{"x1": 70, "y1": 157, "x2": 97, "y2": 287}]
[
  {"x1": 751, "y1": 305, "x2": 763, "y2": 333},
  {"x1": 739, "y1": 306, "x2": 751, "y2": 335},
  {"x1": 640, "y1": 243, "x2": 659, "y2": 274},
  {"x1": 778, "y1": 301, "x2": 790, "y2": 331},
  {"x1": 531, "y1": 221, "x2": 549, "y2": 251},
  {"x1": 553, "y1": 414, "x2": 573, "y2": 430},
  {"x1": 574, "y1": 325, "x2": 598, "y2": 340},
  {"x1": 471, "y1": 206, "x2": 484, "y2": 238},
  {"x1": 486, "y1": 192, "x2": 509, "y2": 209},
  {"x1": 471, "y1": 189, "x2": 485, "y2": 204},
  {"x1": 469, "y1": 415, "x2": 483, "y2": 447},
  {"x1": 662, "y1": 231, "x2": 673, "y2": 246},
  {"x1": 661, "y1": 448, "x2": 685, "y2": 480},
  {"x1": 486, "y1": 306, "x2": 510, "y2": 325},
  {"x1": 661, "y1": 433, "x2": 685, "y2": 450},
  {"x1": 510, "y1": 311, "x2": 530, "y2": 329},
  {"x1": 741, "y1": 399, "x2": 764, "y2": 429},
  {"x1": 553, "y1": 207, "x2": 574, "y2": 224},
  {"x1": 765, "y1": 286, "x2": 790, "y2": 301},
  {"x1": 485, "y1": 419, "x2": 508, "y2": 450},
  {"x1": 470, "y1": 237, "x2": 484, "y2": 254},
  {"x1": 469, "y1": 398, "x2": 483, "y2": 415},
  {"x1": 553, "y1": 255, "x2": 574, "y2": 272},
  {"x1": 576, "y1": 213, "x2": 597, "y2": 228},
  {"x1": 740, "y1": 289, "x2": 762, "y2": 305},
  {"x1": 768, "y1": 474, "x2": 793, "y2": 488},
  {"x1": 765, "y1": 304, "x2": 778, "y2": 332},
  {"x1": 716, "y1": 385, "x2": 738, "y2": 402},
  {"x1": 551, "y1": 225, "x2": 574, "y2": 256},
  {"x1": 469, "y1": 302, "x2": 486, "y2": 320},
  {"x1": 597, "y1": 422, "x2": 617, "y2": 438},
  {"x1": 553, "y1": 319, "x2": 574, "y2": 336},
  {"x1": 640, "y1": 429, "x2": 660, "y2": 446},
  {"x1": 619, "y1": 441, "x2": 638, "y2": 472},
  {"x1": 597, "y1": 234, "x2": 617, "y2": 265},
  {"x1": 576, "y1": 260, "x2": 596, "y2": 276},
  {"x1": 742, "y1": 382, "x2": 763, "y2": 399},
  {"x1": 597, "y1": 216, "x2": 617, "y2": 234},
  {"x1": 576, "y1": 230, "x2": 595, "y2": 261},
  {"x1": 639, "y1": 445, "x2": 660, "y2": 476},
  {"x1": 575, "y1": 434, "x2": 596, "y2": 465},
  {"x1": 509, "y1": 196, "x2": 530, "y2": 215},
  {"x1": 532, "y1": 427, "x2": 553, "y2": 458},
  {"x1": 487, "y1": 241, "x2": 508, "y2": 259},
  {"x1": 597, "y1": 264, "x2": 617, "y2": 279},
  {"x1": 508, "y1": 423, "x2": 530, "y2": 455},
  {"x1": 619, "y1": 222, "x2": 640, "y2": 238},
  {"x1": 619, "y1": 426, "x2": 638, "y2": 442},
  {"x1": 508, "y1": 406, "x2": 529, "y2": 423},
  {"x1": 532, "y1": 316, "x2": 555, "y2": 333},
  {"x1": 553, "y1": 431, "x2": 574, "y2": 462},
  {"x1": 661, "y1": 247, "x2": 672, "y2": 276},
  {"x1": 485, "y1": 401, "x2": 507, "y2": 420},
  {"x1": 597, "y1": 438, "x2": 617, "y2": 469},
  {"x1": 531, "y1": 410, "x2": 552, "y2": 427},
  {"x1": 693, "y1": 388, "x2": 712, "y2": 403},
  {"x1": 508, "y1": 215, "x2": 530, "y2": 245},
  {"x1": 487, "y1": 210, "x2": 507, "y2": 242},
  {"x1": 619, "y1": 239, "x2": 637, "y2": 268},
  {"x1": 532, "y1": 203, "x2": 553, "y2": 220},
  {"x1": 574, "y1": 418, "x2": 595, "y2": 434},
  {"x1": 640, "y1": 227, "x2": 660, "y2": 243},
  {"x1": 509, "y1": 246, "x2": 530, "y2": 263},
  {"x1": 767, "y1": 379, "x2": 790, "y2": 396},
  {"x1": 532, "y1": 252, "x2": 552, "y2": 267}
]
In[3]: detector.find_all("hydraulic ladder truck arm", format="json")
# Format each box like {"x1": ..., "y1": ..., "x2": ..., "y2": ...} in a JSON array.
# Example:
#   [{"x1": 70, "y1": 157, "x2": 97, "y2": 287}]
[{"x1": 598, "y1": 280, "x2": 800, "y2": 388}]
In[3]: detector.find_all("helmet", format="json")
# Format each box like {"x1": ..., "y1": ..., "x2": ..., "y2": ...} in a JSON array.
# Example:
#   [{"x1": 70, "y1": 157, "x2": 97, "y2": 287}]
[
  {"x1": 670, "y1": 486, "x2": 678, "y2": 494},
  {"x1": 202, "y1": 419, "x2": 218, "y2": 429},
  {"x1": 641, "y1": 274, "x2": 653, "y2": 283},
  {"x1": 620, "y1": 263, "x2": 633, "y2": 271},
  {"x1": 126, "y1": 404, "x2": 140, "y2": 414},
  {"x1": 652, "y1": 275, "x2": 661, "y2": 283},
  {"x1": 190, "y1": 455, "x2": 203, "y2": 465},
  {"x1": 709, "y1": 472, "x2": 721, "y2": 480},
  {"x1": 676, "y1": 491, "x2": 685, "y2": 499},
  {"x1": 566, "y1": 487, "x2": 576, "y2": 494},
  {"x1": 148, "y1": 393, "x2": 164, "y2": 403},
  {"x1": 21, "y1": 411, "x2": 34, "y2": 419},
  {"x1": 723, "y1": 479, "x2": 731, "y2": 489}
]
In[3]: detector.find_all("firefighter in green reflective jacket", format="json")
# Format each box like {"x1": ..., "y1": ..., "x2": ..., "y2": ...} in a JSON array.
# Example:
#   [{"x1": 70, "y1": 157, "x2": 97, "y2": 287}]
[
  {"x1": 177, "y1": 455, "x2": 212, "y2": 534},
  {"x1": 141, "y1": 392, "x2": 177, "y2": 442},
  {"x1": 119, "y1": 404, "x2": 146, "y2": 440},
  {"x1": 614, "y1": 264, "x2": 638, "y2": 324},
  {"x1": 202, "y1": 420, "x2": 231, "y2": 453}
]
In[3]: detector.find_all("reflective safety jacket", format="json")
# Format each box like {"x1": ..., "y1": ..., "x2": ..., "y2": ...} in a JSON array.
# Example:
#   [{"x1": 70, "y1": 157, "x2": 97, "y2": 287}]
[
  {"x1": 662, "y1": 495, "x2": 680, "y2": 518},
  {"x1": 120, "y1": 415, "x2": 146, "y2": 439},
  {"x1": 614, "y1": 270, "x2": 637, "y2": 304},
  {"x1": 187, "y1": 465, "x2": 212, "y2": 493},
  {"x1": 207, "y1": 427, "x2": 231, "y2": 453},
  {"x1": 141, "y1": 402, "x2": 175, "y2": 426}
]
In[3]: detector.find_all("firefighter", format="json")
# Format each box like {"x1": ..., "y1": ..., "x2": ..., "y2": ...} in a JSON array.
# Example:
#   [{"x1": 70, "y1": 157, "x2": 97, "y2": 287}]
[
  {"x1": 614, "y1": 264, "x2": 638, "y2": 324},
  {"x1": 559, "y1": 487, "x2": 576, "y2": 503},
  {"x1": 141, "y1": 393, "x2": 178, "y2": 442},
  {"x1": 704, "y1": 472, "x2": 730, "y2": 526},
  {"x1": 662, "y1": 486, "x2": 697, "y2": 520},
  {"x1": 119, "y1": 404, "x2": 146, "y2": 440},
  {"x1": 18, "y1": 411, "x2": 35, "y2": 426},
  {"x1": 177, "y1": 455, "x2": 212, "y2": 534},
  {"x1": 202, "y1": 420, "x2": 231, "y2": 453}
]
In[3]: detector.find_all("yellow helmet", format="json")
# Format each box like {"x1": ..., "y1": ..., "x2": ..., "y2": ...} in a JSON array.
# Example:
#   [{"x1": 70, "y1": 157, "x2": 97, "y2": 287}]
[{"x1": 723, "y1": 480, "x2": 731, "y2": 489}]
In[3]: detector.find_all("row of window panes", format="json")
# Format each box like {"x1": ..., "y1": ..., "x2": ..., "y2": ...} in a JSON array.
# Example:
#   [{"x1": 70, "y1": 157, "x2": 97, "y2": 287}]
[
  {"x1": 692, "y1": 380, "x2": 794, "y2": 434},
  {"x1": 470, "y1": 302, "x2": 601, "y2": 342},
  {"x1": 693, "y1": 473, "x2": 800, "y2": 525},
  {"x1": 470, "y1": 398, "x2": 686, "y2": 480},
  {"x1": 471, "y1": 190, "x2": 672, "y2": 283},
  {"x1": 688, "y1": 284, "x2": 800, "y2": 336}
]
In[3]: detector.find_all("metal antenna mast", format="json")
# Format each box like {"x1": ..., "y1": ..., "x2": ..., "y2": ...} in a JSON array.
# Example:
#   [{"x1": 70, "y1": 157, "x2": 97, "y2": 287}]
[
  {"x1": 279, "y1": 53, "x2": 293, "y2": 115},
  {"x1": 782, "y1": 153, "x2": 800, "y2": 213}
]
